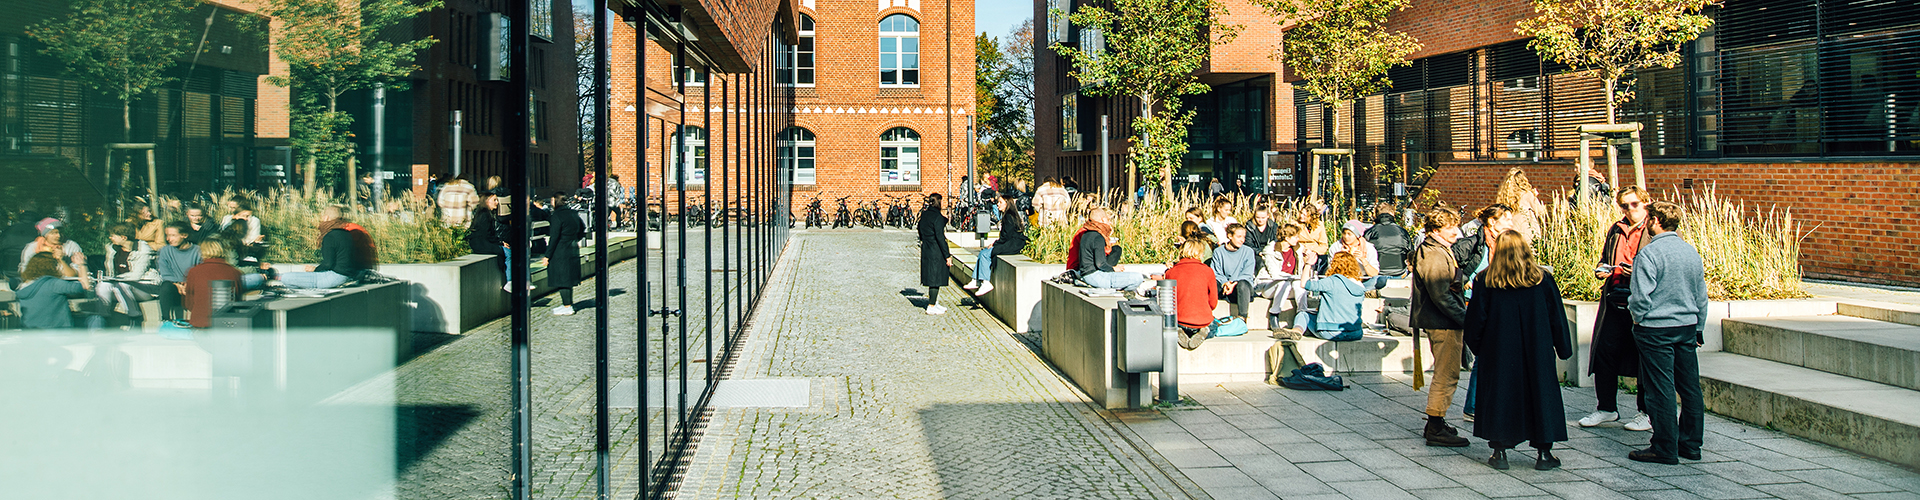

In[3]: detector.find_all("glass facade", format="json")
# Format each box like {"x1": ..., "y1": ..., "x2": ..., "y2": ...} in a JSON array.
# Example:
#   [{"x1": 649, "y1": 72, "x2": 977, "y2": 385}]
[{"x1": 0, "y1": 1, "x2": 795, "y2": 499}]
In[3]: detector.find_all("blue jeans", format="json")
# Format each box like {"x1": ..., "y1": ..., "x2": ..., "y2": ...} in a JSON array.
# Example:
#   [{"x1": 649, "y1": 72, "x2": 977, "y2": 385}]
[
  {"x1": 281, "y1": 270, "x2": 348, "y2": 289},
  {"x1": 973, "y1": 248, "x2": 995, "y2": 282},
  {"x1": 1464, "y1": 364, "x2": 1480, "y2": 415},
  {"x1": 1292, "y1": 310, "x2": 1363, "y2": 341},
  {"x1": 1082, "y1": 270, "x2": 1144, "y2": 289},
  {"x1": 502, "y1": 245, "x2": 516, "y2": 283}
]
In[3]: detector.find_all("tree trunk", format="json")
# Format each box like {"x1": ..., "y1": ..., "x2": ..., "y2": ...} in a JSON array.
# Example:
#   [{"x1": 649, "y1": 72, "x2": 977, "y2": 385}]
[{"x1": 1604, "y1": 78, "x2": 1618, "y2": 124}]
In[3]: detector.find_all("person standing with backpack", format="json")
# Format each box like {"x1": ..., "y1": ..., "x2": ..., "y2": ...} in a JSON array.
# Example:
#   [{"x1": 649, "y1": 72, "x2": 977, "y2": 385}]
[
  {"x1": 1464, "y1": 230, "x2": 1574, "y2": 470},
  {"x1": 916, "y1": 193, "x2": 952, "y2": 315}
]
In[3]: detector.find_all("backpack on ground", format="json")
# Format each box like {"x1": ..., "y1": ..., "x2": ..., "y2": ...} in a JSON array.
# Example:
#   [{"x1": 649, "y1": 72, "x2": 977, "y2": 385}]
[
  {"x1": 1278, "y1": 362, "x2": 1345, "y2": 391},
  {"x1": 1209, "y1": 316, "x2": 1248, "y2": 338}
]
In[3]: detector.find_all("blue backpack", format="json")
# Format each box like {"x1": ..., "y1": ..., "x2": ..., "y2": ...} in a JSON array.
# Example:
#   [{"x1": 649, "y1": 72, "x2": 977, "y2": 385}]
[
  {"x1": 1208, "y1": 317, "x2": 1248, "y2": 338},
  {"x1": 1278, "y1": 362, "x2": 1345, "y2": 391}
]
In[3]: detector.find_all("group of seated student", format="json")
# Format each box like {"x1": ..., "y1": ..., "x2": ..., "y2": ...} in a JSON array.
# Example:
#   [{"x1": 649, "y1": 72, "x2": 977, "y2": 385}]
[{"x1": 11, "y1": 203, "x2": 377, "y2": 332}]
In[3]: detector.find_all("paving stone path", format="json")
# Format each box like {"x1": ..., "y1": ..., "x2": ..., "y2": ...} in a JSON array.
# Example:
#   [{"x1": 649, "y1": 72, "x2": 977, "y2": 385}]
[
  {"x1": 675, "y1": 230, "x2": 1194, "y2": 499},
  {"x1": 1121, "y1": 366, "x2": 1920, "y2": 500}
]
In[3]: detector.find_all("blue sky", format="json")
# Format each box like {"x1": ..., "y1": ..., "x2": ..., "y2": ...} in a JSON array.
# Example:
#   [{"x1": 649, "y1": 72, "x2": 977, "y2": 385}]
[{"x1": 977, "y1": 0, "x2": 1032, "y2": 38}]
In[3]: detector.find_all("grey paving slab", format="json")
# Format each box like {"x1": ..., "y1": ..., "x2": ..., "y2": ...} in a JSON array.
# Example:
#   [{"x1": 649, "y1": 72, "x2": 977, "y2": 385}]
[
  {"x1": 1784, "y1": 469, "x2": 1905, "y2": 494},
  {"x1": 1688, "y1": 462, "x2": 1799, "y2": 485},
  {"x1": 1658, "y1": 473, "x2": 1775, "y2": 499},
  {"x1": 1535, "y1": 480, "x2": 1642, "y2": 500},
  {"x1": 1451, "y1": 472, "x2": 1550, "y2": 497},
  {"x1": 1296, "y1": 460, "x2": 1382, "y2": 483},
  {"x1": 1407, "y1": 486, "x2": 1495, "y2": 500},
  {"x1": 1750, "y1": 482, "x2": 1856, "y2": 500},
  {"x1": 1327, "y1": 479, "x2": 1418, "y2": 500},
  {"x1": 1851, "y1": 491, "x2": 1920, "y2": 500}
]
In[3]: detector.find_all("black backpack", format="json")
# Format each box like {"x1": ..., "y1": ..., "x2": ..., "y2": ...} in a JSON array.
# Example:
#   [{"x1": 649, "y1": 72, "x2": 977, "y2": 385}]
[{"x1": 1278, "y1": 362, "x2": 1345, "y2": 391}]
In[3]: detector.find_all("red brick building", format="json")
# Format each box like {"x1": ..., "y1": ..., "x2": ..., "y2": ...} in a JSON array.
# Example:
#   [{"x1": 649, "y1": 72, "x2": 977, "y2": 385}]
[
  {"x1": 607, "y1": 0, "x2": 973, "y2": 213},
  {"x1": 1034, "y1": 0, "x2": 1300, "y2": 196}
]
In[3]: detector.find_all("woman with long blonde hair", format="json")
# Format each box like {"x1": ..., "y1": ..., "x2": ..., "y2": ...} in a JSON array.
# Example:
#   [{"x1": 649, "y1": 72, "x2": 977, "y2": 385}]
[
  {"x1": 1463, "y1": 230, "x2": 1573, "y2": 471},
  {"x1": 1493, "y1": 168, "x2": 1548, "y2": 240}
]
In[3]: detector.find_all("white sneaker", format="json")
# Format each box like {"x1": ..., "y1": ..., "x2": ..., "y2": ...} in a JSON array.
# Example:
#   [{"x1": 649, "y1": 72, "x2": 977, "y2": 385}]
[
  {"x1": 962, "y1": 280, "x2": 980, "y2": 290},
  {"x1": 926, "y1": 304, "x2": 947, "y2": 315},
  {"x1": 1579, "y1": 411, "x2": 1620, "y2": 427},
  {"x1": 552, "y1": 305, "x2": 576, "y2": 316},
  {"x1": 1464, "y1": 413, "x2": 1475, "y2": 423},
  {"x1": 973, "y1": 281, "x2": 994, "y2": 296},
  {"x1": 503, "y1": 283, "x2": 513, "y2": 292},
  {"x1": 1624, "y1": 413, "x2": 1653, "y2": 431}
]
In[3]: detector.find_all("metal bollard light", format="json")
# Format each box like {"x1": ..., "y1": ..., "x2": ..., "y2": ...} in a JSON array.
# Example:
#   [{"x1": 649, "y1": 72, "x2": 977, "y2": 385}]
[{"x1": 1155, "y1": 279, "x2": 1179, "y2": 404}]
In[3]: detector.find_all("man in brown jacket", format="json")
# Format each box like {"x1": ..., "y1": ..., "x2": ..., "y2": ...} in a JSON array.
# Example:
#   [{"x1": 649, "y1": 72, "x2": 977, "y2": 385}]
[{"x1": 1411, "y1": 206, "x2": 1471, "y2": 447}]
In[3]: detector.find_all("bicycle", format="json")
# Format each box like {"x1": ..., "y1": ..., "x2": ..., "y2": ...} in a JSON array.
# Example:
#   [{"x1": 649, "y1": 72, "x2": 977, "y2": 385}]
[
  {"x1": 833, "y1": 196, "x2": 853, "y2": 228},
  {"x1": 802, "y1": 196, "x2": 826, "y2": 228}
]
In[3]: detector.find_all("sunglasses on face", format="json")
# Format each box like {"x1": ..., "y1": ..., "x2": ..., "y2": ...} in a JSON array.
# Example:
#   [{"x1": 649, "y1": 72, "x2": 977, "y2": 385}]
[{"x1": 1619, "y1": 201, "x2": 1643, "y2": 209}]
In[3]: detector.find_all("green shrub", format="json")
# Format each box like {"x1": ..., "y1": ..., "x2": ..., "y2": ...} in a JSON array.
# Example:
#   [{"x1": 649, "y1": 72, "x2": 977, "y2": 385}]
[
  {"x1": 1021, "y1": 191, "x2": 1312, "y2": 265},
  {"x1": 1535, "y1": 187, "x2": 1807, "y2": 301}
]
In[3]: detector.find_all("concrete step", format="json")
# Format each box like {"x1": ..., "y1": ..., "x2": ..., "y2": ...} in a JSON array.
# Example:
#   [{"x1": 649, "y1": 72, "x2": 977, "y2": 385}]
[
  {"x1": 1840, "y1": 300, "x2": 1920, "y2": 328},
  {"x1": 1699, "y1": 352, "x2": 1920, "y2": 470},
  {"x1": 1722, "y1": 315, "x2": 1920, "y2": 391}
]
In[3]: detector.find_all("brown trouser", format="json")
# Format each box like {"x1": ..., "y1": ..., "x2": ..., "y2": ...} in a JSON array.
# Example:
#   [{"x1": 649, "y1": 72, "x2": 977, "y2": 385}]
[{"x1": 1424, "y1": 328, "x2": 1465, "y2": 417}]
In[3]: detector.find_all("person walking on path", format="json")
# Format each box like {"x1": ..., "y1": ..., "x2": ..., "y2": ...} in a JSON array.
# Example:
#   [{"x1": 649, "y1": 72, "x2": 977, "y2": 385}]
[
  {"x1": 1465, "y1": 230, "x2": 1575, "y2": 471},
  {"x1": 1212, "y1": 223, "x2": 1257, "y2": 321},
  {"x1": 1069, "y1": 208, "x2": 1147, "y2": 291},
  {"x1": 916, "y1": 193, "x2": 952, "y2": 315},
  {"x1": 1627, "y1": 201, "x2": 1710, "y2": 465},
  {"x1": 1583, "y1": 186, "x2": 1655, "y2": 432},
  {"x1": 965, "y1": 190, "x2": 1027, "y2": 296},
  {"x1": 1410, "y1": 206, "x2": 1471, "y2": 447},
  {"x1": 542, "y1": 190, "x2": 587, "y2": 316},
  {"x1": 1166, "y1": 239, "x2": 1218, "y2": 350}
]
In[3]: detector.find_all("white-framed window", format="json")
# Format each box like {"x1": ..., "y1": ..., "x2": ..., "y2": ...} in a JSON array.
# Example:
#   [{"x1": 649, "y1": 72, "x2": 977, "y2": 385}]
[
  {"x1": 780, "y1": 127, "x2": 817, "y2": 184},
  {"x1": 673, "y1": 51, "x2": 707, "y2": 86},
  {"x1": 668, "y1": 126, "x2": 707, "y2": 185},
  {"x1": 780, "y1": 15, "x2": 816, "y2": 86},
  {"x1": 879, "y1": 126, "x2": 920, "y2": 185},
  {"x1": 878, "y1": 14, "x2": 920, "y2": 87}
]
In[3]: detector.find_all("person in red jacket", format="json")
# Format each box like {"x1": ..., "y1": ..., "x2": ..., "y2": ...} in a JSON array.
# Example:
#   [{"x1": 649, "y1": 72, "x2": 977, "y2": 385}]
[
  {"x1": 1164, "y1": 239, "x2": 1218, "y2": 350},
  {"x1": 184, "y1": 240, "x2": 242, "y2": 328}
]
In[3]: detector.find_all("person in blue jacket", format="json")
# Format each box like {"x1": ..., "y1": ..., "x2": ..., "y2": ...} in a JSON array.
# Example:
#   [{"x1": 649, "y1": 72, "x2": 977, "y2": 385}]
[
  {"x1": 16, "y1": 251, "x2": 94, "y2": 330},
  {"x1": 1285, "y1": 251, "x2": 1388, "y2": 341}
]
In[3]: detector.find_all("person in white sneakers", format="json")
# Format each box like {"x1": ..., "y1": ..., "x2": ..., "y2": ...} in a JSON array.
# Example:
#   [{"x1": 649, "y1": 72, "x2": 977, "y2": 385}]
[
  {"x1": 964, "y1": 191, "x2": 1026, "y2": 297},
  {"x1": 541, "y1": 190, "x2": 586, "y2": 316},
  {"x1": 1580, "y1": 186, "x2": 1655, "y2": 432}
]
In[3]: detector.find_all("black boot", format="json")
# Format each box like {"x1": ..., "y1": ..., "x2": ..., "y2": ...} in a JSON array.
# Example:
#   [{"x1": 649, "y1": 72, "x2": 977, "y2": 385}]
[
  {"x1": 1424, "y1": 416, "x2": 1468, "y2": 447},
  {"x1": 1488, "y1": 447, "x2": 1510, "y2": 470},
  {"x1": 1535, "y1": 447, "x2": 1561, "y2": 471}
]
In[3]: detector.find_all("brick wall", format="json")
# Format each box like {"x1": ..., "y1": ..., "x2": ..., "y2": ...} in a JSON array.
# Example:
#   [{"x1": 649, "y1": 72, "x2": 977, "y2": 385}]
[{"x1": 1421, "y1": 160, "x2": 1920, "y2": 287}]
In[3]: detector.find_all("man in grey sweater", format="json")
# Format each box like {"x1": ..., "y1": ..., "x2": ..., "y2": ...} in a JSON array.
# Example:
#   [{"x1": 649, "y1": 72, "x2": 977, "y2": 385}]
[
  {"x1": 1213, "y1": 224, "x2": 1258, "y2": 321},
  {"x1": 154, "y1": 223, "x2": 202, "y2": 323},
  {"x1": 1626, "y1": 201, "x2": 1710, "y2": 465}
]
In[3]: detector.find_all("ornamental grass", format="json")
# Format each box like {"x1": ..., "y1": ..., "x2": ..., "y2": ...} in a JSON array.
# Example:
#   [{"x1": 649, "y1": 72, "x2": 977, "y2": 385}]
[
  {"x1": 175, "y1": 188, "x2": 468, "y2": 265},
  {"x1": 1534, "y1": 186, "x2": 1807, "y2": 301},
  {"x1": 1021, "y1": 190, "x2": 1314, "y2": 265}
]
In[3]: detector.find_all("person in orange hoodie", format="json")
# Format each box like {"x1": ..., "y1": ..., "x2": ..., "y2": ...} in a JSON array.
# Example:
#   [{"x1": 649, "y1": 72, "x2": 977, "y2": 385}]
[{"x1": 1164, "y1": 239, "x2": 1218, "y2": 350}]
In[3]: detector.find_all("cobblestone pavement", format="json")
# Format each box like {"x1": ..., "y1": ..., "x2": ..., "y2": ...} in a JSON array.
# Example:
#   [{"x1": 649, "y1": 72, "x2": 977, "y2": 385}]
[
  {"x1": 1127, "y1": 374, "x2": 1920, "y2": 500},
  {"x1": 361, "y1": 229, "x2": 762, "y2": 499},
  {"x1": 675, "y1": 230, "x2": 1195, "y2": 499}
]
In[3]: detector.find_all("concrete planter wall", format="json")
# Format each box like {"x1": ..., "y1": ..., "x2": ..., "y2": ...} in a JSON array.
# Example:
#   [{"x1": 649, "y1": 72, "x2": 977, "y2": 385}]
[
  {"x1": 1558, "y1": 298, "x2": 1838, "y2": 387},
  {"x1": 379, "y1": 236, "x2": 639, "y2": 335},
  {"x1": 1040, "y1": 281, "x2": 1134, "y2": 409}
]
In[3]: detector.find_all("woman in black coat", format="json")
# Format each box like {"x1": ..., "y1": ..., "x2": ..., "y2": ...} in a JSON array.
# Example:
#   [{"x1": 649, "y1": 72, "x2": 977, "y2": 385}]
[
  {"x1": 916, "y1": 193, "x2": 951, "y2": 315},
  {"x1": 468, "y1": 194, "x2": 515, "y2": 291},
  {"x1": 542, "y1": 190, "x2": 586, "y2": 315},
  {"x1": 1465, "y1": 229, "x2": 1574, "y2": 471}
]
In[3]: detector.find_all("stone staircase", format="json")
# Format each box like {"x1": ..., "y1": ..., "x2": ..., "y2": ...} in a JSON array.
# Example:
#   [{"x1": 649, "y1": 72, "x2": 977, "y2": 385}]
[{"x1": 1707, "y1": 301, "x2": 1920, "y2": 469}]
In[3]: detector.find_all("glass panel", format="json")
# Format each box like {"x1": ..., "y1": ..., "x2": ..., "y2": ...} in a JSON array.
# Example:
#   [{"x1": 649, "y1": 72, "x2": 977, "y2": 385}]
[
  {"x1": 903, "y1": 37, "x2": 918, "y2": 53},
  {"x1": 881, "y1": 37, "x2": 896, "y2": 53}
]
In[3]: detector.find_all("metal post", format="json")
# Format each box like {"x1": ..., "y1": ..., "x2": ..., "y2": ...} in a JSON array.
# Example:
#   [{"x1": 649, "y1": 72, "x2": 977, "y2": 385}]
[
  {"x1": 504, "y1": 0, "x2": 532, "y2": 495},
  {"x1": 590, "y1": 2, "x2": 611, "y2": 498},
  {"x1": 371, "y1": 84, "x2": 386, "y2": 206},
  {"x1": 1578, "y1": 133, "x2": 1591, "y2": 207},
  {"x1": 1630, "y1": 130, "x2": 1647, "y2": 191},
  {"x1": 965, "y1": 124, "x2": 974, "y2": 203},
  {"x1": 1100, "y1": 115, "x2": 1110, "y2": 197},
  {"x1": 1155, "y1": 279, "x2": 1179, "y2": 404},
  {"x1": 451, "y1": 110, "x2": 463, "y2": 178}
]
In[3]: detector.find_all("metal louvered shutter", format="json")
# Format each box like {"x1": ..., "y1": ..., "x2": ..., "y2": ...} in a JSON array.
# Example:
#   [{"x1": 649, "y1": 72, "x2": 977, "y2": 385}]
[{"x1": 1719, "y1": 0, "x2": 1920, "y2": 156}]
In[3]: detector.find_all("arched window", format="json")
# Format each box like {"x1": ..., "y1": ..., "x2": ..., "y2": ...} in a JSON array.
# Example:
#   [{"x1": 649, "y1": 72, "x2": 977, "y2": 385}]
[
  {"x1": 780, "y1": 15, "x2": 816, "y2": 86},
  {"x1": 780, "y1": 127, "x2": 817, "y2": 184},
  {"x1": 668, "y1": 126, "x2": 707, "y2": 185},
  {"x1": 878, "y1": 14, "x2": 919, "y2": 86},
  {"x1": 879, "y1": 127, "x2": 920, "y2": 185}
]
